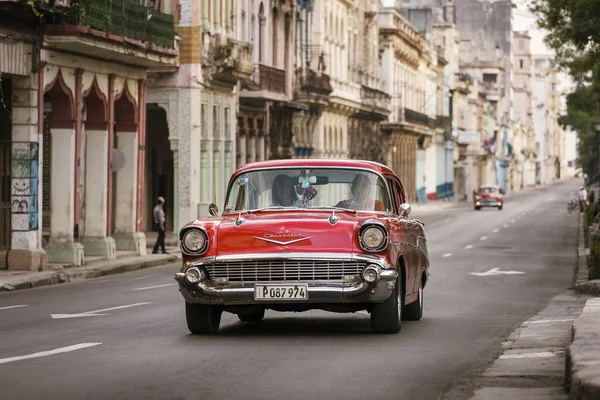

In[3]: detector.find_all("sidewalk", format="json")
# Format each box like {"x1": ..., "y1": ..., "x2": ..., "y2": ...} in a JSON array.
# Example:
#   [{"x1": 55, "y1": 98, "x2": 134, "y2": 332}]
[
  {"x1": 444, "y1": 211, "x2": 600, "y2": 400},
  {"x1": 568, "y1": 213, "x2": 600, "y2": 400},
  {"x1": 0, "y1": 246, "x2": 182, "y2": 292}
]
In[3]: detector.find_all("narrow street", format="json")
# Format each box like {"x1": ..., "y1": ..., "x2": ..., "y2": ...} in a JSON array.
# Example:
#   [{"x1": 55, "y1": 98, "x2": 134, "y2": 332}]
[{"x1": 0, "y1": 179, "x2": 580, "y2": 400}]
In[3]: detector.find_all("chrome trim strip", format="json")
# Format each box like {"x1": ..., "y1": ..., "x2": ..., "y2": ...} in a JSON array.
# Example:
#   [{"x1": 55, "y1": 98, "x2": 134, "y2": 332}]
[
  {"x1": 186, "y1": 252, "x2": 393, "y2": 270},
  {"x1": 254, "y1": 236, "x2": 315, "y2": 245}
]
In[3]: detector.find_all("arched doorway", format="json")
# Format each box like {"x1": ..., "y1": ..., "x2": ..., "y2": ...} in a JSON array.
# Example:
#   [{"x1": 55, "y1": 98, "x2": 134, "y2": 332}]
[{"x1": 145, "y1": 104, "x2": 174, "y2": 237}]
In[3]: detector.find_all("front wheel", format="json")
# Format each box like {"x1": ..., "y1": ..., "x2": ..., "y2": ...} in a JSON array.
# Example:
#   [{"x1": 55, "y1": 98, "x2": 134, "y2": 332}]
[
  {"x1": 185, "y1": 302, "x2": 222, "y2": 334},
  {"x1": 498, "y1": 205, "x2": 503, "y2": 210},
  {"x1": 403, "y1": 281, "x2": 423, "y2": 321},
  {"x1": 371, "y1": 277, "x2": 403, "y2": 334}
]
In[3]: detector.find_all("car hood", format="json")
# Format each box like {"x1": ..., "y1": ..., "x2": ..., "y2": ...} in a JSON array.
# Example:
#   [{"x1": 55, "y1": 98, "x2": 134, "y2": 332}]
[{"x1": 215, "y1": 212, "x2": 362, "y2": 256}]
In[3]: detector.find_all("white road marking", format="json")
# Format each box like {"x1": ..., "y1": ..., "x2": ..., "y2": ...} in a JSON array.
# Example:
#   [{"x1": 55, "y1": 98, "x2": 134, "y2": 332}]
[
  {"x1": 469, "y1": 268, "x2": 526, "y2": 276},
  {"x1": 511, "y1": 219, "x2": 516, "y2": 223},
  {"x1": 493, "y1": 229, "x2": 499, "y2": 233},
  {"x1": 0, "y1": 343, "x2": 102, "y2": 365},
  {"x1": 504, "y1": 224, "x2": 509, "y2": 228},
  {"x1": 51, "y1": 302, "x2": 152, "y2": 319},
  {"x1": 499, "y1": 352, "x2": 557, "y2": 359},
  {"x1": 132, "y1": 274, "x2": 158, "y2": 281},
  {"x1": 464, "y1": 245, "x2": 474, "y2": 250},
  {"x1": 132, "y1": 283, "x2": 175, "y2": 291},
  {"x1": 527, "y1": 318, "x2": 576, "y2": 324},
  {"x1": 480, "y1": 236, "x2": 488, "y2": 241},
  {"x1": 442, "y1": 253, "x2": 453, "y2": 258},
  {"x1": 0, "y1": 305, "x2": 28, "y2": 311}
]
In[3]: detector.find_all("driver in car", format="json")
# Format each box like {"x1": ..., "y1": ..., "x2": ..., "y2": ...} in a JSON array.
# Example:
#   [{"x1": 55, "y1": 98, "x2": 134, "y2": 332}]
[{"x1": 336, "y1": 174, "x2": 385, "y2": 211}]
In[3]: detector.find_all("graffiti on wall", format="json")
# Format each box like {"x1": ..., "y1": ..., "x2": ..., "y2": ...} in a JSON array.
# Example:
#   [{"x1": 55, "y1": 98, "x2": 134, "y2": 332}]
[{"x1": 11, "y1": 142, "x2": 38, "y2": 231}]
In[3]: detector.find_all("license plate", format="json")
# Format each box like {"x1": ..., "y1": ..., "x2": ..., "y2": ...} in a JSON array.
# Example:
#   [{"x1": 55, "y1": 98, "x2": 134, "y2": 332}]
[{"x1": 254, "y1": 284, "x2": 308, "y2": 300}]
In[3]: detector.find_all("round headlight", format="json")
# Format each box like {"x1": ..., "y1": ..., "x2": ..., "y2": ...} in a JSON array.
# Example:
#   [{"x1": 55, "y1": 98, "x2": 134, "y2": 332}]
[
  {"x1": 185, "y1": 267, "x2": 202, "y2": 283},
  {"x1": 360, "y1": 225, "x2": 387, "y2": 251},
  {"x1": 363, "y1": 266, "x2": 379, "y2": 283},
  {"x1": 182, "y1": 229, "x2": 207, "y2": 254}
]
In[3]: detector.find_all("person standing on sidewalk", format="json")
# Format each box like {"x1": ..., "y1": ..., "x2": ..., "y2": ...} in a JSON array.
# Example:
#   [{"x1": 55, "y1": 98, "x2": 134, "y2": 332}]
[
  {"x1": 578, "y1": 186, "x2": 588, "y2": 212},
  {"x1": 152, "y1": 196, "x2": 168, "y2": 254}
]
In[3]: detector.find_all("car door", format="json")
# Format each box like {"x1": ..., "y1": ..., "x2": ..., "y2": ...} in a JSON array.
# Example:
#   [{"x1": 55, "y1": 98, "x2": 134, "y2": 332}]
[{"x1": 385, "y1": 175, "x2": 418, "y2": 296}]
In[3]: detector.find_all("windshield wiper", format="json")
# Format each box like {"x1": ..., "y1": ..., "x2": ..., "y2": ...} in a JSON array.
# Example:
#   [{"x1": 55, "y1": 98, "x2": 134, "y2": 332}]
[{"x1": 247, "y1": 206, "x2": 297, "y2": 213}]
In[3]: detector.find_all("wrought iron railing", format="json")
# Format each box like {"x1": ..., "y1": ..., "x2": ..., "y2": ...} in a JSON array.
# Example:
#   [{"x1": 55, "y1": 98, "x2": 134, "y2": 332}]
[
  {"x1": 258, "y1": 64, "x2": 286, "y2": 94},
  {"x1": 404, "y1": 108, "x2": 436, "y2": 128},
  {"x1": 295, "y1": 69, "x2": 332, "y2": 96},
  {"x1": 66, "y1": 0, "x2": 175, "y2": 48}
]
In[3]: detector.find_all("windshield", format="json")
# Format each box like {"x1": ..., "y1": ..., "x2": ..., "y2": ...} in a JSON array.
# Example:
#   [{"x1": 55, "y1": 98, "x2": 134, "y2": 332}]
[
  {"x1": 480, "y1": 187, "x2": 497, "y2": 194},
  {"x1": 224, "y1": 168, "x2": 394, "y2": 213}
]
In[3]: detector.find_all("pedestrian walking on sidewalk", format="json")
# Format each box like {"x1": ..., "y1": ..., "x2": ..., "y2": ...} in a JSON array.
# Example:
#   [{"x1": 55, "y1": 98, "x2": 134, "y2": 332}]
[{"x1": 152, "y1": 196, "x2": 168, "y2": 254}]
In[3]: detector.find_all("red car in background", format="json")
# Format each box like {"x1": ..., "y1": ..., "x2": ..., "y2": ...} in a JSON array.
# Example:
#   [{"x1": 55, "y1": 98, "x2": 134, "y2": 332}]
[
  {"x1": 474, "y1": 184, "x2": 504, "y2": 210},
  {"x1": 174, "y1": 159, "x2": 430, "y2": 334}
]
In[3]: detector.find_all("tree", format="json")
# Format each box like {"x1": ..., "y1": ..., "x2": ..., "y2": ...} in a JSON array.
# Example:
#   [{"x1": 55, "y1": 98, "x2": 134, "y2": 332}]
[{"x1": 530, "y1": 0, "x2": 600, "y2": 177}]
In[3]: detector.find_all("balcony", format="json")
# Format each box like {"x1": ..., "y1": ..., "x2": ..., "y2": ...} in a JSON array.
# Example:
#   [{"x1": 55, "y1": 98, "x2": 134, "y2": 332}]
[
  {"x1": 203, "y1": 36, "x2": 253, "y2": 85},
  {"x1": 294, "y1": 68, "x2": 333, "y2": 107},
  {"x1": 436, "y1": 115, "x2": 452, "y2": 131},
  {"x1": 258, "y1": 64, "x2": 286, "y2": 94},
  {"x1": 405, "y1": 108, "x2": 436, "y2": 129},
  {"x1": 358, "y1": 85, "x2": 391, "y2": 120},
  {"x1": 43, "y1": 0, "x2": 177, "y2": 68}
]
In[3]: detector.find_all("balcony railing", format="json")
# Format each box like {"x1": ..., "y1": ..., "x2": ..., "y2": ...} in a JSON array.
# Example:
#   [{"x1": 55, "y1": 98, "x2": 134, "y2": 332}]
[
  {"x1": 258, "y1": 64, "x2": 286, "y2": 94},
  {"x1": 66, "y1": 0, "x2": 175, "y2": 48},
  {"x1": 361, "y1": 85, "x2": 391, "y2": 111},
  {"x1": 295, "y1": 69, "x2": 332, "y2": 96},
  {"x1": 436, "y1": 115, "x2": 452, "y2": 130},
  {"x1": 404, "y1": 108, "x2": 436, "y2": 128}
]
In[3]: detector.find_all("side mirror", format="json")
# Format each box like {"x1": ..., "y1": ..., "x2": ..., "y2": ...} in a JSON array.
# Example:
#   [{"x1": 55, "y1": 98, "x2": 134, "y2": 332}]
[
  {"x1": 399, "y1": 203, "x2": 411, "y2": 218},
  {"x1": 499, "y1": 189, "x2": 505, "y2": 195},
  {"x1": 208, "y1": 203, "x2": 219, "y2": 217}
]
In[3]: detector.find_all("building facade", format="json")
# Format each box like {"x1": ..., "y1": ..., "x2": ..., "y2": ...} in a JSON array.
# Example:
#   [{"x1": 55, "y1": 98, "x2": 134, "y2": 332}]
[{"x1": 0, "y1": 0, "x2": 177, "y2": 270}]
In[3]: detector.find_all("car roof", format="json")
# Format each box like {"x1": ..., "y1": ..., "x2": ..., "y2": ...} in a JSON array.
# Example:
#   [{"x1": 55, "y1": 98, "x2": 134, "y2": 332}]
[{"x1": 234, "y1": 159, "x2": 396, "y2": 176}]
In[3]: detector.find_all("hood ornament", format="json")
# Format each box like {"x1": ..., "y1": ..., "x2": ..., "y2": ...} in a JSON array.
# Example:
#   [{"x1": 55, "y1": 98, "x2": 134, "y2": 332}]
[
  {"x1": 328, "y1": 210, "x2": 339, "y2": 226},
  {"x1": 254, "y1": 235, "x2": 315, "y2": 246}
]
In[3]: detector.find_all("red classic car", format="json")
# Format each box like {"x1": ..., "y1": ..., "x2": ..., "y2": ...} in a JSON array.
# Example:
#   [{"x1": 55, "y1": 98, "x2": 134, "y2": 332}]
[
  {"x1": 174, "y1": 159, "x2": 430, "y2": 334},
  {"x1": 473, "y1": 184, "x2": 504, "y2": 210}
]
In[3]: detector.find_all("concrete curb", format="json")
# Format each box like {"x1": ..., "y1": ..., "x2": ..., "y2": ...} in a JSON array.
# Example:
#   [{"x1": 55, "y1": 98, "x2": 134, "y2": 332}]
[
  {"x1": 0, "y1": 254, "x2": 181, "y2": 293},
  {"x1": 566, "y1": 298, "x2": 600, "y2": 400},
  {"x1": 565, "y1": 210, "x2": 600, "y2": 399}
]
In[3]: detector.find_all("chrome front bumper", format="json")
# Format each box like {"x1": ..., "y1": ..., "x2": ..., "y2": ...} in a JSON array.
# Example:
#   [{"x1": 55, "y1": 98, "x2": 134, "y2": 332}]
[{"x1": 174, "y1": 253, "x2": 398, "y2": 305}]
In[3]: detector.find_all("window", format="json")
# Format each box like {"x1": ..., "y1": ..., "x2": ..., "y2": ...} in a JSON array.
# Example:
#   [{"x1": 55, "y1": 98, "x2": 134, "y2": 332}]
[
  {"x1": 201, "y1": 104, "x2": 207, "y2": 136},
  {"x1": 519, "y1": 39, "x2": 524, "y2": 50},
  {"x1": 213, "y1": 105, "x2": 219, "y2": 138},
  {"x1": 224, "y1": 107, "x2": 230, "y2": 138},
  {"x1": 519, "y1": 59, "x2": 524, "y2": 69}
]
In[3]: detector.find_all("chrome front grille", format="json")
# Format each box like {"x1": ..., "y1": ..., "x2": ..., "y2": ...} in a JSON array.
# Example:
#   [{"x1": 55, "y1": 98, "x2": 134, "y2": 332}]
[{"x1": 204, "y1": 259, "x2": 367, "y2": 284}]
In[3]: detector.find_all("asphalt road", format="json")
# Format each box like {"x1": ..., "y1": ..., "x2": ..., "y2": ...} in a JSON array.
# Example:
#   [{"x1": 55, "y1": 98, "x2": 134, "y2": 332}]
[{"x1": 0, "y1": 179, "x2": 581, "y2": 400}]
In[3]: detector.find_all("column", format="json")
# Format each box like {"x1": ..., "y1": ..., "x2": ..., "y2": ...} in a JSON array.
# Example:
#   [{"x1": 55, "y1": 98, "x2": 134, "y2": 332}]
[
  {"x1": 80, "y1": 129, "x2": 116, "y2": 259},
  {"x1": 7, "y1": 74, "x2": 47, "y2": 271},
  {"x1": 45, "y1": 126, "x2": 85, "y2": 266},
  {"x1": 112, "y1": 130, "x2": 145, "y2": 254}
]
